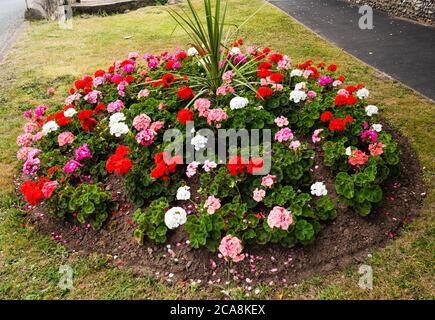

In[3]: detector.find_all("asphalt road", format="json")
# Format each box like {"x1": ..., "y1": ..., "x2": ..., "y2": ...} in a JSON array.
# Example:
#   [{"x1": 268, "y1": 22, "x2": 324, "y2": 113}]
[
  {"x1": 0, "y1": 0, "x2": 25, "y2": 62},
  {"x1": 268, "y1": 0, "x2": 435, "y2": 100}
]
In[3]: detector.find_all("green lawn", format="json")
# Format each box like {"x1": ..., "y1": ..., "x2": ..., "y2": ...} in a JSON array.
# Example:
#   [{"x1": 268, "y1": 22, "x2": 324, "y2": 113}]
[{"x1": 0, "y1": 0, "x2": 433, "y2": 299}]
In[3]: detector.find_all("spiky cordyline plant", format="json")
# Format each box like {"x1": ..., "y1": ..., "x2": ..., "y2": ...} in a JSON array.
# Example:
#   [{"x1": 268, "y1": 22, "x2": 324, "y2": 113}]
[
  {"x1": 168, "y1": 0, "x2": 229, "y2": 94},
  {"x1": 168, "y1": 0, "x2": 266, "y2": 97}
]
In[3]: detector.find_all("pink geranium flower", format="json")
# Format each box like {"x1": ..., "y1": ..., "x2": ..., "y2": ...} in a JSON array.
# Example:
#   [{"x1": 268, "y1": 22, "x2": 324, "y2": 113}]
[
  {"x1": 150, "y1": 121, "x2": 164, "y2": 132},
  {"x1": 267, "y1": 206, "x2": 293, "y2": 230},
  {"x1": 253, "y1": 188, "x2": 266, "y2": 202},
  {"x1": 348, "y1": 149, "x2": 369, "y2": 166},
  {"x1": 107, "y1": 100, "x2": 124, "y2": 113},
  {"x1": 289, "y1": 140, "x2": 301, "y2": 151},
  {"x1": 261, "y1": 175, "x2": 276, "y2": 188},
  {"x1": 219, "y1": 235, "x2": 245, "y2": 262},
  {"x1": 58, "y1": 132, "x2": 75, "y2": 147},
  {"x1": 369, "y1": 142, "x2": 385, "y2": 156},
  {"x1": 136, "y1": 129, "x2": 156, "y2": 146},
  {"x1": 62, "y1": 160, "x2": 81, "y2": 174},
  {"x1": 133, "y1": 114, "x2": 152, "y2": 131},
  {"x1": 274, "y1": 127, "x2": 293, "y2": 142},
  {"x1": 42, "y1": 180, "x2": 58, "y2": 199},
  {"x1": 207, "y1": 108, "x2": 228, "y2": 126},
  {"x1": 74, "y1": 144, "x2": 92, "y2": 161},
  {"x1": 312, "y1": 128, "x2": 323, "y2": 143},
  {"x1": 204, "y1": 196, "x2": 221, "y2": 214},
  {"x1": 194, "y1": 98, "x2": 211, "y2": 117},
  {"x1": 186, "y1": 161, "x2": 199, "y2": 178},
  {"x1": 274, "y1": 116, "x2": 289, "y2": 127}
]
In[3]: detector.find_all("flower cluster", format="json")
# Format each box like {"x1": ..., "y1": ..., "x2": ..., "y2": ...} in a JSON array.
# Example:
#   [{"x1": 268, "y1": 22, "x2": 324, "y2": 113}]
[
  {"x1": 15, "y1": 42, "x2": 398, "y2": 263},
  {"x1": 106, "y1": 145, "x2": 133, "y2": 175}
]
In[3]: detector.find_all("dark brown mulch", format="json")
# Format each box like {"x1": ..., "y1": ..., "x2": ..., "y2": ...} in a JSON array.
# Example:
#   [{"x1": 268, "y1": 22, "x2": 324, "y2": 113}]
[{"x1": 18, "y1": 123, "x2": 426, "y2": 288}]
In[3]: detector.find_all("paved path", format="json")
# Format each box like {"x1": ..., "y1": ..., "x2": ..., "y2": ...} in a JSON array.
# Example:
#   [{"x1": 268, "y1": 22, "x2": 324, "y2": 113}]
[
  {"x1": 268, "y1": 0, "x2": 435, "y2": 100},
  {"x1": 0, "y1": 0, "x2": 25, "y2": 63}
]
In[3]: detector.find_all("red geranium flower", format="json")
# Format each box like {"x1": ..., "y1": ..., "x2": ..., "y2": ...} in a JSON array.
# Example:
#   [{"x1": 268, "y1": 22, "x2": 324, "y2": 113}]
[
  {"x1": 115, "y1": 145, "x2": 131, "y2": 157},
  {"x1": 54, "y1": 111, "x2": 71, "y2": 126},
  {"x1": 78, "y1": 110, "x2": 93, "y2": 121},
  {"x1": 176, "y1": 51, "x2": 187, "y2": 60},
  {"x1": 177, "y1": 109, "x2": 194, "y2": 124},
  {"x1": 329, "y1": 118, "x2": 346, "y2": 131},
  {"x1": 346, "y1": 95, "x2": 358, "y2": 105},
  {"x1": 307, "y1": 66, "x2": 320, "y2": 78},
  {"x1": 258, "y1": 62, "x2": 272, "y2": 70},
  {"x1": 227, "y1": 155, "x2": 247, "y2": 175},
  {"x1": 81, "y1": 118, "x2": 97, "y2": 132},
  {"x1": 106, "y1": 145, "x2": 133, "y2": 175},
  {"x1": 257, "y1": 68, "x2": 271, "y2": 78},
  {"x1": 334, "y1": 95, "x2": 348, "y2": 106},
  {"x1": 150, "y1": 162, "x2": 168, "y2": 179},
  {"x1": 320, "y1": 111, "x2": 334, "y2": 122},
  {"x1": 94, "y1": 104, "x2": 107, "y2": 114},
  {"x1": 125, "y1": 75, "x2": 134, "y2": 83},
  {"x1": 162, "y1": 73, "x2": 175, "y2": 87},
  {"x1": 94, "y1": 69, "x2": 106, "y2": 77},
  {"x1": 256, "y1": 86, "x2": 273, "y2": 100},
  {"x1": 150, "y1": 152, "x2": 180, "y2": 180},
  {"x1": 344, "y1": 115, "x2": 354, "y2": 123},
  {"x1": 165, "y1": 60, "x2": 176, "y2": 70},
  {"x1": 327, "y1": 64, "x2": 337, "y2": 72},
  {"x1": 269, "y1": 73, "x2": 284, "y2": 83},
  {"x1": 345, "y1": 85, "x2": 356, "y2": 93},
  {"x1": 74, "y1": 79, "x2": 85, "y2": 90},
  {"x1": 177, "y1": 86, "x2": 195, "y2": 100},
  {"x1": 247, "y1": 157, "x2": 265, "y2": 175},
  {"x1": 269, "y1": 53, "x2": 283, "y2": 63},
  {"x1": 298, "y1": 59, "x2": 313, "y2": 69},
  {"x1": 20, "y1": 180, "x2": 44, "y2": 205}
]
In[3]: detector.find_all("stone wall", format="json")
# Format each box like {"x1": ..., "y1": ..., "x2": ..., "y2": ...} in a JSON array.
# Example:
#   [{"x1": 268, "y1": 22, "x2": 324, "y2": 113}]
[
  {"x1": 71, "y1": 0, "x2": 156, "y2": 16},
  {"x1": 343, "y1": 0, "x2": 435, "y2": 25}
]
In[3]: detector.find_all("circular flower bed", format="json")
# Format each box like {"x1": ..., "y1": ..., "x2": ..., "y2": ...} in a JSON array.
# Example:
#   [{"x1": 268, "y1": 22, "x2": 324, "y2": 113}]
[{"x1": 16, "y1": 41, "x2": 401, "y2": 267}]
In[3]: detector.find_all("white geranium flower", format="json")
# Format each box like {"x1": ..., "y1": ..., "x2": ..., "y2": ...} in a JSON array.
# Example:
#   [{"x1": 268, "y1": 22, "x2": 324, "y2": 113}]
[
  {"x1": 289, "y1": 90, "x2": 307, "y2": 103},
  {"x1": 290, "y1": 69, "x2": 303, "y2": 77},
  {"x1": 357, "y1": 88, "x2": 370, "y2": 100},
  {"x1": 187, "y1": 47, "x2": 198, "y2": 56},
  {"x1": 230, "y1": 47, "x2": 241, "y2": 55},
  {"x1": 310, "y1": 181, "x2": 328, "y2": 197},
  {"x1": 176, "y1": 186, "x2": 191, "y2": 201},
  {"x1": 345, "y1": 146, "x2": 352, "y2": 156},
  {"x1": 109, "y1": 112, "x2": 126, "y2": 125},
  {"x1": 372, "y1": 123, "x2": 383, "y2": 132},
  {"x1": 191, "y1": 134, "x2": 208, "y2": 151},
  {"x1": 164, "y1": 207, "x2": 187, "y2": 229},
  {"x1": 109, "y1": 122, "x2": 129, "y2": 137},
  {"x1": 230, "y1": 96, "x2": 249, "y2": 110},
  {"x1": 42, "y1": 120, "x2": 59, "y2": 135},
  {"x1": 365, "y1": 105, "x2": 379, "y2": 117},
  {"x1": 64, "y1": 107, "x2": 77, "y2": 118},
  {"x1": 294, "y1": 82, "x2": 306, "y2": 91}
]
